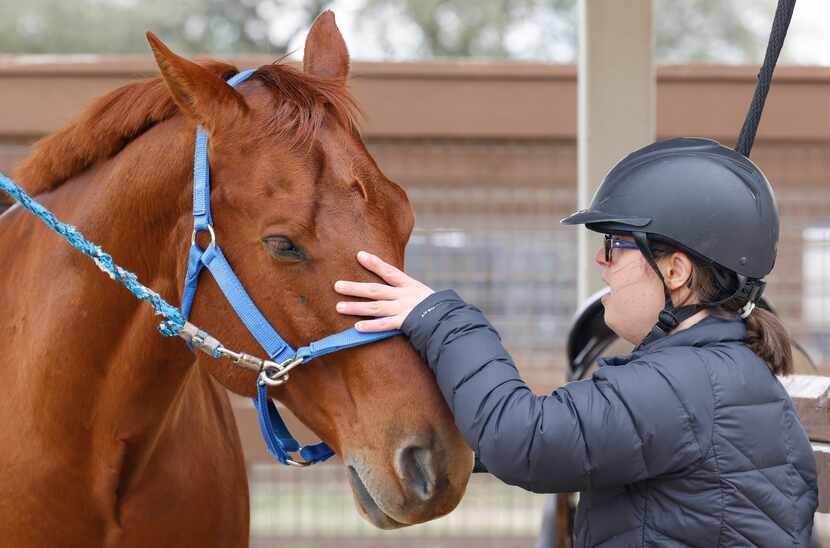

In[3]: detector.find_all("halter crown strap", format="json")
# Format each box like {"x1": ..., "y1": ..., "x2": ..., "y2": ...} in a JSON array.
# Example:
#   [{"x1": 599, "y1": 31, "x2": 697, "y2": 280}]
[
  {"x1": 182, "y1": 70, "x2": 296, "y2": 360},
  {"x1": 182, "y1": 69, "x2": 327, "y2": 465},
  {"x1": 191, "y1": 70, "x2": 253, "y2": 230}
]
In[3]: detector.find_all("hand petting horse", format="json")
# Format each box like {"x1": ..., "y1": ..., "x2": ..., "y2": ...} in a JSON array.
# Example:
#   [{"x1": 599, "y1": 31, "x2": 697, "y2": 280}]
[{"x1": 0, "y1": 11, "x2": 471, "y2": 546}]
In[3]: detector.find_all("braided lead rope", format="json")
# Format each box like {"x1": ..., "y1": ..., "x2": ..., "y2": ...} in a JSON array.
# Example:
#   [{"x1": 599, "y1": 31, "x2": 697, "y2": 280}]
[
  {"x1": 735, "y1": 0, "x2": 796, "y2": 157},
  {"x1": 1, "y1": 172, "x2": 185, "y2": 336},
  {"x1": 0, "y1": 172, "x2": 294, "y2": 381}
]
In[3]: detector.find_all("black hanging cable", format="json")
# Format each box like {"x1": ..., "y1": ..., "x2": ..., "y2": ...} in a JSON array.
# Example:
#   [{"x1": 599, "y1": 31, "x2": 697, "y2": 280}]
[{"x1": 735, "y1": 0, "x2": 797, "y2": 157}]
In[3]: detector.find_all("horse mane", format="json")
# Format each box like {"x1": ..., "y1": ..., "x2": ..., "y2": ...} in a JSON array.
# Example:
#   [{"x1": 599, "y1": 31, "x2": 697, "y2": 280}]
[{"x1": 12, "y1": 60, "x2": 360, "y2": 197}]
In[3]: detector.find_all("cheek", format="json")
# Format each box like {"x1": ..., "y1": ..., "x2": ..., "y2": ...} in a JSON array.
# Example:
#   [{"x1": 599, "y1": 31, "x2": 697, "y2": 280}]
[
  {"x1": 605, "y1": 268, "x2": 663, "y2": 318},
  {"x1": 606, "y1": 260, "x2": 641, "y2": 292}
]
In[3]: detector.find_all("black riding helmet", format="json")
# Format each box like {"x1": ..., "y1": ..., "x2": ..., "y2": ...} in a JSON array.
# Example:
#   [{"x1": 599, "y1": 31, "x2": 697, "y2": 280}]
[{"x1": 561, "y1": 137, "x2": 779, "y2": 345}]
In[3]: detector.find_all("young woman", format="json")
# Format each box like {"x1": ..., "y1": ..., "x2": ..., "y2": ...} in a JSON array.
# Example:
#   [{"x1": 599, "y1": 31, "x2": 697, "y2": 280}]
[{"x1": 334, "y1": 137, "x2": 818, "y2": 547}]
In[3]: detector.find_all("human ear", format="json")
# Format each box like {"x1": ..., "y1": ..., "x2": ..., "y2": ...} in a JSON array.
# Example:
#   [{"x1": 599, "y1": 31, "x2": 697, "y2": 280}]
[{"x1": 665, "y1": 252, "x2": 694, "y2": 291}]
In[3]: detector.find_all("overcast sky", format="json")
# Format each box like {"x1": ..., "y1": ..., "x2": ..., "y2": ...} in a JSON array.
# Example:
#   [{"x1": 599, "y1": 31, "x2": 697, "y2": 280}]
[
  {"x1": 276, "y1": 0, "x2": 830, "y2": 65},
  {"x1": 785, "y1": 1, "x2": 830, "y2": 65}
]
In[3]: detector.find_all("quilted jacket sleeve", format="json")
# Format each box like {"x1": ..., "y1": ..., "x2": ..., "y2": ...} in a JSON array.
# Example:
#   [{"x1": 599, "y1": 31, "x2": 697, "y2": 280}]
[{"x1": 401, "y1": 290, "x2": 709, "y2": 493}]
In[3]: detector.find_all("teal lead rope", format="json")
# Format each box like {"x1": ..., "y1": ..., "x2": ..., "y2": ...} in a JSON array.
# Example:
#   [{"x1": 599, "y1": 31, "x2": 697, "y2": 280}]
[{"x1": 0, "y1": 172, "x2": 185, "y2": 337}]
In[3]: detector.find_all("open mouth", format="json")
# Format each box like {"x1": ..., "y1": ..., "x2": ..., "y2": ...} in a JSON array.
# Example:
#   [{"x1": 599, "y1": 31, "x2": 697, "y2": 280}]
[{"x1": 347, "y1": 466, "x2": 408, "y2": 530}]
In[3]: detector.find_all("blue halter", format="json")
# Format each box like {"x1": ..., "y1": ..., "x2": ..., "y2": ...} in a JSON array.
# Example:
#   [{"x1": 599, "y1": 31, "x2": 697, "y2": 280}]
[{"x1": 180, "y1": 69, "x2": 400, "y2": 466}]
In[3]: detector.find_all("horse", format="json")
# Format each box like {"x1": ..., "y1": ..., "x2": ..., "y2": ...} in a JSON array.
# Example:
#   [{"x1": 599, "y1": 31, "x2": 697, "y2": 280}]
[{"x1": 0, "y1": 11, "x2": 472, "y2": 547}]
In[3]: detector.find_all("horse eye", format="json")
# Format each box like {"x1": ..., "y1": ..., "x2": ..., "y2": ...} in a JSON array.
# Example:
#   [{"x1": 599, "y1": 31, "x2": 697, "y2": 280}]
[{"x1": 262, "y1": 236, "x2": 305, "y2": 261}]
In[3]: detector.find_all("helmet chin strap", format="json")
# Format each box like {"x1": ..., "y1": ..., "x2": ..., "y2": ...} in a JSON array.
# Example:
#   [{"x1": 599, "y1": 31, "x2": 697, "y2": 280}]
[
  {"x1": 632, "y1": 232, "x2": 686, "y2": 346},
  {"x1": 631, "y1": 232, "x2": 766, "y2": 348}
]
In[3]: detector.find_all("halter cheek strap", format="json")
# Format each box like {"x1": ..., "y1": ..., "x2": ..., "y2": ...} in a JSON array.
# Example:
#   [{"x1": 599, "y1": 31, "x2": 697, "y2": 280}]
[{"x1": 180, "y1": 69, "x2": 400, "y2": 466}]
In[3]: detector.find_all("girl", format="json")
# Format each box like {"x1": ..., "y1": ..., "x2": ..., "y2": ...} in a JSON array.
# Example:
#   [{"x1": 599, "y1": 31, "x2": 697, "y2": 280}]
[{"x1": 334, "y1": 137, "x2": 818, "y2": 547}]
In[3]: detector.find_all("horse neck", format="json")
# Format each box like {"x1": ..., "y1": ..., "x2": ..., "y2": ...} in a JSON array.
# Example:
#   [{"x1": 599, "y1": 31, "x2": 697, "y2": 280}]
[{"x1": 6, "y1": 116, "x2": 202, "y2": 472}]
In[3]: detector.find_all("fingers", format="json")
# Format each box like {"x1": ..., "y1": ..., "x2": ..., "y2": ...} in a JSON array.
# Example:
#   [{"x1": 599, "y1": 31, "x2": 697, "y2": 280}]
[
  {"x1": 357, "y1": 251, "x2": 408, "y2": 287},
  {"x1": 354, "y1": 316, "x2": 403, "y2": 333},
  {"x1": 333, "y1": 280, "x2": 397, "y2": 300},
  {"x1": 333, "y1": 251, "x2": 431, "y2": 333},
  {"x1": 336, "y1": 299, "x2": 398, "y2": 318}
]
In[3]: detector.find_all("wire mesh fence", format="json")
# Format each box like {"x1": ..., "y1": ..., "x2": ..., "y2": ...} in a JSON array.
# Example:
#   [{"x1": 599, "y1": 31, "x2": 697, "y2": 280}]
[{"x1": 250, "y1": 463, "x2": 548, "y2": 548}]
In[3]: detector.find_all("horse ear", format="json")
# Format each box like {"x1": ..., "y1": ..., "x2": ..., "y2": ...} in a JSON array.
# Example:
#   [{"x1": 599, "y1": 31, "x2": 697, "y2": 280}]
[
  {"x1": 303, "y1": 11, "x2": 350, "y2": 81},
  {"x1": 146, "y1": 32, "x2": 248, "y2": 135}
]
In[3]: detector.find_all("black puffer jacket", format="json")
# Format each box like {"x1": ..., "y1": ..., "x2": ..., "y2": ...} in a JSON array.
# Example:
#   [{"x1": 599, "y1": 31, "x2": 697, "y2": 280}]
[{"x1": 401, "y1": 290, "x2": 818, "y2": 547}]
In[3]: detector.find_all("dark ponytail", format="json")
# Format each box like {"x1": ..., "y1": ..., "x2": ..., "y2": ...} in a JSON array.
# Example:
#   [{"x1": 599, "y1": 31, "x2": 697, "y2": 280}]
[
  {"x1": 651, "y1": 242, "x2": 793, "y2": 375},
  {"x1": 741, "y1": 308, "x2": 793, "y2": 375}
]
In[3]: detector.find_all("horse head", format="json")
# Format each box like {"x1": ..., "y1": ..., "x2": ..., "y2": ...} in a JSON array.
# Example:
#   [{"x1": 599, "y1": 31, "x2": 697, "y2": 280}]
[{"x1": 147, "y1": 11, "x2": 472, "y2": 528}]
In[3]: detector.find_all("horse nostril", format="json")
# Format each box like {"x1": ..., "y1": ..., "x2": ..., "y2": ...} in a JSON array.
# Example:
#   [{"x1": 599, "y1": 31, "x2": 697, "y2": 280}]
[{"x1": 396, "y1": 444, "x2": 436, "y2": 502}]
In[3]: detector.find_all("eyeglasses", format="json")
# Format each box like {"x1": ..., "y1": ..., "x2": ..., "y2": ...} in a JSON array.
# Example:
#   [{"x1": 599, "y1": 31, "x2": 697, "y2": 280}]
[{"x1": 604, "y1": 234, "x2": 639, "y2": 263}]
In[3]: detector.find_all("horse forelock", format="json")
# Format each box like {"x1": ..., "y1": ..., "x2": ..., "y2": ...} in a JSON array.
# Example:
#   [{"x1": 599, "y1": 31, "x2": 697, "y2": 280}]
[
  {"x1": 249, "y1": 63, "x2": 361, "y2": 150},
  {"x1": 12, "y1": 59, "x2": 359, "y2": 197}
]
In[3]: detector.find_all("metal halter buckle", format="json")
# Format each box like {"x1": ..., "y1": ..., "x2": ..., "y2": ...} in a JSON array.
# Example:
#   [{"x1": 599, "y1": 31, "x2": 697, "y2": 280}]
[
  {"x1": 258, "y1": 356, "x2": 305, "y2": 387},
  {"x1": 179, "y1": 322, "x2": 302, "y2": 382}
]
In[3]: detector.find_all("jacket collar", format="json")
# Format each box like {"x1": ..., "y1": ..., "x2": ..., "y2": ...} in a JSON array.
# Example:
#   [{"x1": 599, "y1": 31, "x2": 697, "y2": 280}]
[{"x1": 601, "y1": 315, "x2": 747, "y2": 367}]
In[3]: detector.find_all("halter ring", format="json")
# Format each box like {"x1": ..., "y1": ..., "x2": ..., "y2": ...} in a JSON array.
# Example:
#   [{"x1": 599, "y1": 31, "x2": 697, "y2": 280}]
[{"x1": 191, "y1": 224, "x2": 216, "y2": 249}]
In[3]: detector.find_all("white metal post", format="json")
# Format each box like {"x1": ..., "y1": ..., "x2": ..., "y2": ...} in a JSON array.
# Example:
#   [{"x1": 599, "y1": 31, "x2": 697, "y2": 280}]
[{"x1": 577, "y1": 0, "x2": 656, "y2": 302}]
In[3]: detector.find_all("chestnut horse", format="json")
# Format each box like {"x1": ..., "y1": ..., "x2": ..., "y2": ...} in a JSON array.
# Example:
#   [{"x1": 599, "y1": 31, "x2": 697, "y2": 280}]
[{"x1": 0, "y1": 12, "x2": 471, "y2": 547}]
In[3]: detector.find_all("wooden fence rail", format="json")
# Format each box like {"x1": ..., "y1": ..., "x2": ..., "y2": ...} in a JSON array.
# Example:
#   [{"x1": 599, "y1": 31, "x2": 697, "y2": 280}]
[{"x1": 780, "y1": 374, "x2": 830, "y2": 512}]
